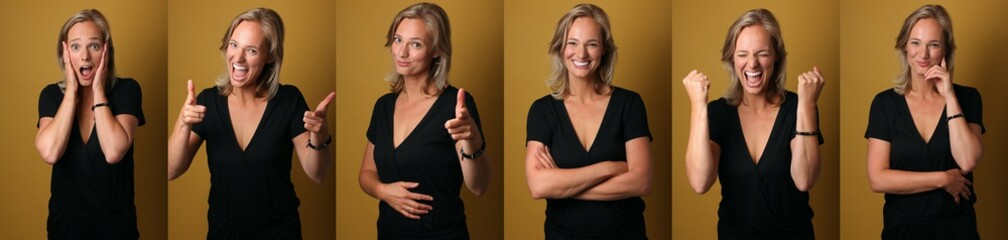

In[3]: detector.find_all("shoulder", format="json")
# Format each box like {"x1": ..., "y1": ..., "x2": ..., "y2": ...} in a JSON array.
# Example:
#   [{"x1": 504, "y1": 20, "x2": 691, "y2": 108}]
[
  {"x1": 276, "y1": 84, "x2": 305, "y2": 99},
  {"x1": 113, "y1": 77, "x2": 141, "y2": 89},
  {"x1": 611, "y1": 86, "x2": 643, "y2": 102},
  {"x1": 952, "y1": 84, "x2": 981, "y2": 99},
  {"x1": 531, "y1": 94, "x2": 558, "y2": 111},
  {"x1": 41, "y1": 83, "x2": 62, "y2": 96}
]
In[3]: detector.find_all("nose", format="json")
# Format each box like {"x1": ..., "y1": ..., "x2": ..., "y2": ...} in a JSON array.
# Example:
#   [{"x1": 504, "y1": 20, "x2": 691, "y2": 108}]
[
  {"x1": 749, "y1": 55, "x2": 760, "y2": 69},
  {"x1": 577, "y1": 45, "x2": 588, "y2": 58},
  {"x1": 396, "y1": 44, "x2": 408, "y2": 59}
]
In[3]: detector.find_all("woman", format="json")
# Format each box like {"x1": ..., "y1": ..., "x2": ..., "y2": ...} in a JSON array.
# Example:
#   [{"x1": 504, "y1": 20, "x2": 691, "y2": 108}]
[
  {"x1": 524, "y1": 4, "x2": 653, "y2": 239},
  {"x1": 683, "y1": 9, "x2": 825, "y2": 239},
  {"x1": 865, "y1": 5, "x2": 983, "y2": 240},
  {"x1": 357, "y1": 3, "x2": 490, "y2": 239},
  {"x1": 35, "y1": 9, "x2": 144, "y2": 239},
  {"x1": 167, "y1": 8, "x2": 334, "y2": 238}
]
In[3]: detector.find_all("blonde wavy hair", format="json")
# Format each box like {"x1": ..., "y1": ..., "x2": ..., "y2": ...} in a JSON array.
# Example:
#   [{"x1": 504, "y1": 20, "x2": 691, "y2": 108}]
[
  {"x1": 216, "y1": 8, "x2": 285, "y2": 100},
  {"x1": 384, "y1": 2, "x2": 452, "y2": 94},
  {"x1": 893, "y1": 4, "x2": 955, "y2": 95},
  {"x1": 56, "y1": 9, "x2": 117, "y2": 92},
  {"x1": 720, "y1": 9, "x2": 787, "y2": 107},
  {"x1": 546, "y1": 3, "x2": 617, "y2": 99}
]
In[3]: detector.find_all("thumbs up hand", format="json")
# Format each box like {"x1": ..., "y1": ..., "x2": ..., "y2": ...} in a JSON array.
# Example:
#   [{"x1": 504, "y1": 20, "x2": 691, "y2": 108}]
[
  {"x1": 180, "y1": 80, "x2": 207, "y2": 126},
  {"x1": 444, "y1": 89, "x2": 479, "y2": 142},
  {"x1": 304, "y1": 91, "x2": 335, "y2": 135}
]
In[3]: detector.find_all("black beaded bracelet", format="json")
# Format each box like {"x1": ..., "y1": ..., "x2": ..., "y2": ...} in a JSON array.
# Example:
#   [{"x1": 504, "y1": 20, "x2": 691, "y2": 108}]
[
  {"x1": 307, "y1": 135, "x2": 332, "y2": 150},
  {"x1": 946, "y1": 113, "x2": 964, "y2": 121},
  {"x1": 794, "y1": 130, "x2": 819, "y2": 136},
  {"x1": 91, "y1": 102, "x2": 110, "y2": 111},
  {"x1": 460, "y1": 141, "x2": 486, "y2": 159}
]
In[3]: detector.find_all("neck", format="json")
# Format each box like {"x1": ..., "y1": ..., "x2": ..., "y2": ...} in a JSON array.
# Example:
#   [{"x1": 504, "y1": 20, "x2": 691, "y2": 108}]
[
  {"x1": 740, "y1": 91, "x2": 777, "y2": 110},
  {"x1": 567, "y1": 75, "x2": 606, "y2": 102},
  {"x1": 230, "y1": 85, "x2": 260, "y2": 104},
  {"x1": 907, "y1": 75, "x2": 939, "y2": 99},
  {"x1": 401, "y1": 74, "x2": 436, "y2": 101}
]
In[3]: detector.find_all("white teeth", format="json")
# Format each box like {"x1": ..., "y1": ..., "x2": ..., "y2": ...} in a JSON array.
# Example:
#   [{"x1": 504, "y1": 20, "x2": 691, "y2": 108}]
[
  {"x1": 745, "y1": 71, "x2": 761, "y2": 77},
  {"x1": 233, "y1": 63, "x2": 247, "y2": 71},
  {"x1": 573, "y1": 60, "x2": 589, "y2": 67}
]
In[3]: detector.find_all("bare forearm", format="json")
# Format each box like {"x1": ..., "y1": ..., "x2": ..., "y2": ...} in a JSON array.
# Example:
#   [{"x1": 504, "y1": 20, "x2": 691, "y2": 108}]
[
  {"x1": 869, "y1": 169, "x2": 946, "y2": 194},
  {"x1": 791, "y1": 104, "x2": 821, "y2": 191},
  {"x1": 460, "y1": 152, "x2": 490, "y2": 196},
  {"x1": 35, "y1": 96, "x2": 77, "y2": 164},
  {"x1": 685, "y1": 107, "x2": 717, "y2": 194},
  {"x1": 167, "y1": 114, "x2": 197, "y2": 180},
  {"x1": 300, "y1": 132, "x2": 333, "y2": 184},
  {"x1": 944, "y1": 97, "x2": 982, "y2": 172},
  {"x1": 92, "y1": 93, "x2": 133, "y2": 164},
  {"x1": 527, "y1": 162, "x2": 620, "y2": 199},
  {"x1": 359, "y1": 170, "x2": 385, "y2": 200},
  {"x1": 573, "y1": 168, "x2": 651, "y2": 201}
]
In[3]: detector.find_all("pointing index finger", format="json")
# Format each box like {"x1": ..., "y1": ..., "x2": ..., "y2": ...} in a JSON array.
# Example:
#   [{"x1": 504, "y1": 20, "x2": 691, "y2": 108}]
[
  {"x1": 315, "y1": 91, "x2": 335, "y2": 112},
  {"x1": 456, "y1": 88, "x2": 466, "y2": 111}
]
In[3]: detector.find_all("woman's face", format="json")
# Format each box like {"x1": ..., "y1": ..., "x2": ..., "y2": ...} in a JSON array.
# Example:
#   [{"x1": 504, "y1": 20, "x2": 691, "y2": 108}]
[
  {"x1": 391, "y1": 18, "x2": 435, "y2": 79},
  {"x1": 225, "y1": 21, "x2": 270, "y2": 89},
  {"x1": 905, "y1": 18, "x2": 945, "y2": 79},
  {"x1": 66, "y1": 21, "x2": 105, "y2": 87},
  {"x1": 732, "y1": 25, "x2": 776, "y2": 96},
  {"x1": 563, "y1": 16, "x2": 604, "y2": 81}
]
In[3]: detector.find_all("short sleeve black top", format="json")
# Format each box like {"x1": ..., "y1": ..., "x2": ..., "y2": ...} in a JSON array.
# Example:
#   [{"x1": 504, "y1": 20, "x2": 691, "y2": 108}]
[
  {"x1": 865, "y1": 85, "x2": 984, "y2": 220},
  {"x1": 526, "y1": 87, "x2": 653, "y2": 238},
  {"x1": 191, "y1": 85, "x2": 308, "y2": 228},
  {"x1": 708, "y1": 91, "x2": 821, "y2": 237},
  {"x1": 37, "y1": 78, "x2": 146, "y2": 217},
  {"x1": 366, "y1": 86, "x2": 484, "y2": 237}
]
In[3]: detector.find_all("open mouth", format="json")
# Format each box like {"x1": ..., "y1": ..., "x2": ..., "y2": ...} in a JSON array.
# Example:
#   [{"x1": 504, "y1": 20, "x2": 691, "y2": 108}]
[
  {"x1": 232, "y1": 63, "x2": 248, "y2": 80},
  {"x1": 572, "y1": 60, "x2": 590, "y2": 69},
  {"x1": 79, "y1": 65, "x2": 95, "y2": 81},
  {"x1": 744, "y1": 70, "x2": 762, "y2": 86}
]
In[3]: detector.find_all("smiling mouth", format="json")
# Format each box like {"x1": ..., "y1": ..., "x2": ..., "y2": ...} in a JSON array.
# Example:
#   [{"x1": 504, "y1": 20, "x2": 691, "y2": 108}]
[
  {"x1": 232, "y1": 63, "x2": 248, "y2": 80},
  {"x1": 572, "y1": 60, "x2": 590, "y2": 68}
]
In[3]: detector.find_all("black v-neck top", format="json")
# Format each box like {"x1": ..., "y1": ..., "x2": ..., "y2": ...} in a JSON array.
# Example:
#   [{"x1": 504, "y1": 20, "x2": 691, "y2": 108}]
[
  {"x1": 366, "y1": 86, "x2": 484, "y2": 238},
  {"x1": 708, "y1": 91, "x2": 822, "y2": 237},
  {"x1": 37, "y1": 78, "x2": 146, "y2": 218},
  {"x1": 191, "y1": 85, "x2": 309, "y2": 228},
  {"x1": 865, "y1": 85, "x2": 984, "y2": 221},
  {"x1": 526, "y1": 87, "x2": 653, "y2": 238}
]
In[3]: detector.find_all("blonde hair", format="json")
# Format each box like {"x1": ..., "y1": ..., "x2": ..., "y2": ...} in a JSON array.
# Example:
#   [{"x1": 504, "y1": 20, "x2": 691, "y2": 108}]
[
  {"x1": 720, "y1": 9, "x2": 787, "y2": 106},
  {"x1": 56, "y1": 9, "x2": 117, "y2": 92},
  {"x1": 893, "y1": 4, "x2": 955, "y2": 95},
  {"x1": 384, "y1": 2, "x2": 452, "y2": 94},
  {"x1": 216, "y1": 8, "x2": 284, "y2": 100},
  {"x1": 546, "y1": 3, "x2": 617, "y2": 99}
]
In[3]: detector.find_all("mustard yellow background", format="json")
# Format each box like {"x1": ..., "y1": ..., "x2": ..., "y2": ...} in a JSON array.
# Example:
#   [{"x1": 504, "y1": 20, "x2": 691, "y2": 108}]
[
  {"x1": 839, "y1": 1, "x2": 1008, "y2": 239},
  {"x1": 504, "y1": 1, "x2": 672, "y2": 239},
  {"x1": 671, "y1": 1, "x2": 841, "y2": 239},
  {"x1": 0, "y1": 1, "x2": 168, "y2": 239},
  {"x1": 167, "y1": 1, "x2": 335, "y2": 239},
  {"x1": 335, "y1": 1, "x2": 504, "y2": 239}
]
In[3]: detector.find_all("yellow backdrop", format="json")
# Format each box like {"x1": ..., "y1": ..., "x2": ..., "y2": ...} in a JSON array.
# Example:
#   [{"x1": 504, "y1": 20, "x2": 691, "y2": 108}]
[
  {"x1": 335, "y1": 0, "x2": 505, "y2": 239},
  {"x1": 0, "y1": 1, "x2": 168, "y2": 239},
  {"x1": 166, "y1": 1, "x2": 335, "y2": 239},
  {"x1": 504, "y1": 1, "x2": 672, "y2": 239},
  {"x1": 839, "y1": 1, "x2": 1008, "y2": 239},
  {"x1": 671, "y1": 1, "x2": 841, "y2": 239}
]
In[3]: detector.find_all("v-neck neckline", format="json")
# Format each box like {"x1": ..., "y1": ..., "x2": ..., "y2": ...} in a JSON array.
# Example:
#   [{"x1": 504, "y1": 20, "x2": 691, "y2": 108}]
[
  {"x1": 900, "y1": 95, "x2": 946, "y2": 145},
  {"x1": 559, "y1": 88, "x2": 616, "y2": 153},
  {"x1": 222, "y1": 95, "x2": 273, "y2": 153},
  {"x1": 736, "y1": 99, "x2": 786, "y2": 166},
  {"x1": 391, "y1": 90, "x2": 445, "y2": 151}
]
